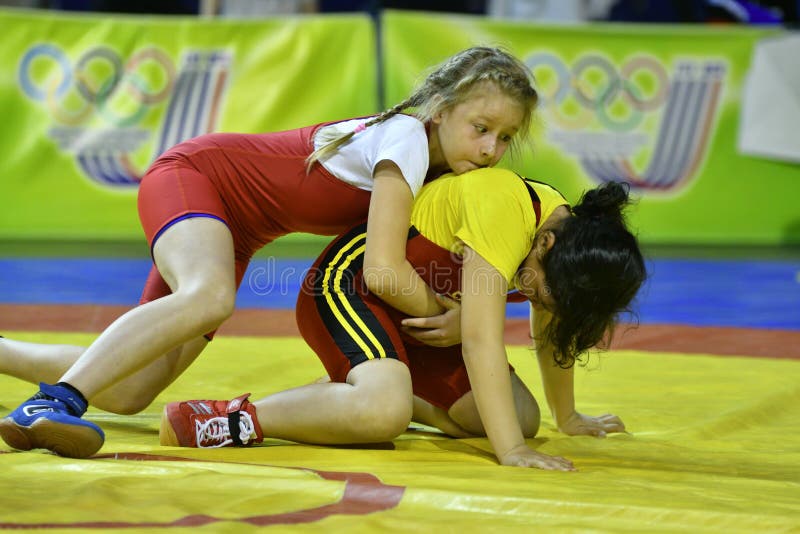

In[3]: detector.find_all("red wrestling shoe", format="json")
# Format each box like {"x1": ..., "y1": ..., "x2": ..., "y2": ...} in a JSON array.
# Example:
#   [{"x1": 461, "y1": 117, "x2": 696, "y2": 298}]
[{"x1": 159, "y1": 393, "x2": 263, "y2": 448}]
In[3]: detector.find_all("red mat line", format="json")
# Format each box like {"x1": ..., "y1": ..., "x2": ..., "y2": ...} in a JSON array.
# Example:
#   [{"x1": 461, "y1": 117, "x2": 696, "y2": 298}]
[{"x1": 1, "y1": 304, "x2": 798, "y2": 359}]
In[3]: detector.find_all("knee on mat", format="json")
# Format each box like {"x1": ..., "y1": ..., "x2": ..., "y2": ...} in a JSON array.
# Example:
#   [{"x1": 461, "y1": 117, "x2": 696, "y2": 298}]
[
  {"x1": 447, "y1": 385, "x2": 541, "y2": 439},
  {"x1": 519, "y1": 406, "x2": 541, "y2": 439},
  {"x1": 351, "y1": 402, "x2": 413, "y2": 443},
  {"x1": 514, "y1": 380, "x2": 541, "y2": 439}
]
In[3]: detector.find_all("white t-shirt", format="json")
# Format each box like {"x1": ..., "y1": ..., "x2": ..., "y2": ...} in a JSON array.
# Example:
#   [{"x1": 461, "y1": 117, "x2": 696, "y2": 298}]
[{"x1": 313, "y1": 114, "x2": 429, "y2": 197}]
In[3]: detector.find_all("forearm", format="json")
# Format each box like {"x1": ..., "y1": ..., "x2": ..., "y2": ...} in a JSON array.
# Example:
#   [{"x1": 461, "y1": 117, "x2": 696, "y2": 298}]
[
  {"x1": 364, "y1": 260, "x2": 443, "y2": 317},
  {"x1": 363, "y1": 161, "x2": 444, "y2": 318},
  {"x1": 460, "y1": 246, "x2": 525, "y2": 461},
  {"x1": 463, "y1": 343, "x2": 527, "y2": 458},
  {"x1": 532, "y1": 308, "x2": 576, "y2": 427},
  {"x1": 536, "y1": 349, "x2": 576, "y2": 427}
]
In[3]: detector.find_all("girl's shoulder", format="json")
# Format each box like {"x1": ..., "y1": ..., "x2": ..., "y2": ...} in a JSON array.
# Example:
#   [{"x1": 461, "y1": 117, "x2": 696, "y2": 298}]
[
  {"x1": 377, "y1": 113, "x2": 425, "y2": 131},
  {"x1": 364, "y1": 114, "x2": 427, "y2": 147}
]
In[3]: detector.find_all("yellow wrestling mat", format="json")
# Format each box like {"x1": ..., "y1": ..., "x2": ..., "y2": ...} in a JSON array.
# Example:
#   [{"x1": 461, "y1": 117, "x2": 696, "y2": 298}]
[{"x1": 1, "y1": 332, "x2": 798, "y2": 532}]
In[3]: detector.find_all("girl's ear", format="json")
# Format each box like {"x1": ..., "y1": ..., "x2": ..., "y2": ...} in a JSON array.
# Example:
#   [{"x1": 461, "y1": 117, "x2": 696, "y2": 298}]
[
  {"x1": 542, "y1": 230, "x2": 556, "y2": 251},
  {"x1": 536, "y1": 230, "x2": 556, "y2": 259},
  {"x1": 430, "y1": 94, "x2": 446, "y2": 123}
]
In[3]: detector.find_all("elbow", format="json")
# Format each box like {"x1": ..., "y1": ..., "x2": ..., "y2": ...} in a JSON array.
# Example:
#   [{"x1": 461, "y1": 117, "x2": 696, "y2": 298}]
[
  {"x1": 362, "y1": 257, "x2": 398, "y2": 297},
  {"x1": 364, "y1": 275, "x2": 393, "y2": 297}
]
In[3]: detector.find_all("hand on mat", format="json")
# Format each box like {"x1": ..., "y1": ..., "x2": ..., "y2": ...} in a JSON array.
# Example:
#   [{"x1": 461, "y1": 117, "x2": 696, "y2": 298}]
[
  {"x1": 499, "y1": 444, "x2": 575, "y2": 471},
  {"x1": 400, "y1": 294, "x2": 461, "y2": 347},
  {"x1": 558, "y1": 411, "x2": 626, "y2": 438}
]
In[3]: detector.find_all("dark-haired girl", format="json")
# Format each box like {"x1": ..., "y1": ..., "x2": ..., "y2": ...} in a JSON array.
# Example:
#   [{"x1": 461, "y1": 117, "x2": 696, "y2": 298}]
[{"x1": 161, "y1": 168, "x2": 646, "y2": 471}]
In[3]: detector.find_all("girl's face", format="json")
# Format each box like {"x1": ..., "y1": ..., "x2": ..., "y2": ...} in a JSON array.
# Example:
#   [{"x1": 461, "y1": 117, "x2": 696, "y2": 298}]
[
  {"x1": 515, "y1": 233, "x2": 557, "y2": 312},
  {"x1": 430, "y1": 83, "x2": 525, "y2": 175}
]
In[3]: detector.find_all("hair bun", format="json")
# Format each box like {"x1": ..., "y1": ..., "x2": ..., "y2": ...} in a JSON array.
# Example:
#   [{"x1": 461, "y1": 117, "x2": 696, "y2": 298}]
[{"x1": 572, "y1": 181, "x2": 631, "y2": 221}]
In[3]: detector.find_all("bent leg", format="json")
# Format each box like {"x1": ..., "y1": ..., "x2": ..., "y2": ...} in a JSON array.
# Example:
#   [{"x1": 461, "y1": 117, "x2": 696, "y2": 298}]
[
  {"x1": 1, "y1": 170, "x2": 243, "y2": 456},
  {"x1": 412, "y1": 395, "x2": 473, "y2": 438},
  {"x1": 405, "y1": 342, "x2": 540, "y2": 438},
  {"x1": 252, "y1": 358, "x2": 413, "y2": 444},
  {"x1": 0, "y1": 335, "x2": 208, "y2": 414},
  {"x1": 447, "y1": 371, "x2": 541, "y2": 438},
  {"x1": 0, "y1": 338, "x2": 85, "y2": 385},
  {"x1": 60, "y1": 216, "x2": 237, "y2": 400},
  {"x1": 90, "y1": 336, "x2": 208, "y2": 414}
]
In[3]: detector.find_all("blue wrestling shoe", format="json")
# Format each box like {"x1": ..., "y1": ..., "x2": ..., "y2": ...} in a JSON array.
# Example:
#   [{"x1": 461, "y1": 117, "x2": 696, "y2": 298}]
[{"x1": 0, "y1": 382, "x2": 104, "y2": 458}]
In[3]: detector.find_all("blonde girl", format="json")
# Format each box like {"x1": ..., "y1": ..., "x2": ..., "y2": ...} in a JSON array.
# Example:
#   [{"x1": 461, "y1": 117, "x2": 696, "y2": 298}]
[{"x1": 0, "y1": 47, "x2": 538, "y2": 459}]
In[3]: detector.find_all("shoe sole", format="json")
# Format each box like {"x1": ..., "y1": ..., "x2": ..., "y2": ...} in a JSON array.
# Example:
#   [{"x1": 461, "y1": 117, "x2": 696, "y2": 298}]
[
  {"x1": 159, "y1": 407, "x2": 182, "y2": 447},
  {"x1": 0, "y1": 416, "x2": 103, "y2": 459}
]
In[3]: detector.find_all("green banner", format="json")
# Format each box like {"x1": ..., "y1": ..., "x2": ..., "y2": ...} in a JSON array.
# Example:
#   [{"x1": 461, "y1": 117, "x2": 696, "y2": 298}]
[
  {"x1": 383, "y1": 11, "x2": 796, "y2": 245},
  {"x1": 3, "y1": 8, "x2": 797, "y2": 246},
  {"x1": 0, "y1": 9, "x2": 376, "y2": 240}
]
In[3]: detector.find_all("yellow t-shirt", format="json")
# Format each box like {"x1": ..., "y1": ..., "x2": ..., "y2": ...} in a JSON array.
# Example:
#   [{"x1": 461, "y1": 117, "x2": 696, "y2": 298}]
[{"x1": 410, "y1": 168, "x2": 569, "y2": 286}]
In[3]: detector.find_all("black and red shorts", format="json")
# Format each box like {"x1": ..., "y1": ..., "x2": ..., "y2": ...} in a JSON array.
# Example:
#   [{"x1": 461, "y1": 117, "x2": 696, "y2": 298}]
[{"x1": 296, "y1": 222, "x2": 503, "y2": 411}]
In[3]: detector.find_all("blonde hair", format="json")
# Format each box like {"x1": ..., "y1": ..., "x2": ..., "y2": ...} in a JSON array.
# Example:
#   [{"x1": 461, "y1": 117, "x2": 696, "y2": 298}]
[{"x1": 306, "y1": 46, "x2": 538, "y2": 172}]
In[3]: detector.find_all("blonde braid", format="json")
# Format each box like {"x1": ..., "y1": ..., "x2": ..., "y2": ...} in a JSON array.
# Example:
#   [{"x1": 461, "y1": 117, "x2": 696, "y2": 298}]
[
  {"x1": 305, "y1": 47, "x2": 538, "y2": 172},
  {"x1": 305, "y1": 97, "x2": 415, "y2": 173}
]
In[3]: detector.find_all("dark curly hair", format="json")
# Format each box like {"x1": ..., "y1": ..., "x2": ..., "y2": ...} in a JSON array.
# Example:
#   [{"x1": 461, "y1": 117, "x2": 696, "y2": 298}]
[{"x1": 540, "y1": 181, "x2": 646, "y2": 368}]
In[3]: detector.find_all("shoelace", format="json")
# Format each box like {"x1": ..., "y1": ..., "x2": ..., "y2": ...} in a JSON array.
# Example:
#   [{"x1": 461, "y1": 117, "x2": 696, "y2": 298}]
[
  {"x1": 194, "y1": 412, "x2": 255, "y2": 448},
  {"x1": 27, "y1": 392, "x2": 70, "y2": 413}
]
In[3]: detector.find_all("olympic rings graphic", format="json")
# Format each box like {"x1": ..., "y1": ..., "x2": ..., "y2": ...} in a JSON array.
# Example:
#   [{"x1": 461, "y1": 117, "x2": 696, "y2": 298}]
[
  {"x1": 19, "y1": 44, "x2": 72, "y2": 100},
  {"x1": 125, "y1": 48, "x2": 176, "y2": 104},
  {"x1": 620, "y1": 56, "x2": 669, "y2": 112},
  {"x1": 47, "y1": 82, "x2": 93, "y2": 125},
  {"x1": 95, "y1": 72, "x2": 149, "y2": 128},
  {"x1": 75, "y1": 47, "x2": 123, "y2": 102},
  {"x1": 18, "y1": 43, "x2": 176, "y2": 127},
  {"x1": 525, "y1": 52, "x2": 669, "y2": 133}
]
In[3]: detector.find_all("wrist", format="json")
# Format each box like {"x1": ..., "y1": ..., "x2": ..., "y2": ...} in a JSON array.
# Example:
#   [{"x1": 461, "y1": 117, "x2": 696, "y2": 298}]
[
  {"x1": 498, "y1": 441, "x2": 529, "y2": 461},
  {"x1": 553, "y1": 408, "x2": 577, "y2": 430}
]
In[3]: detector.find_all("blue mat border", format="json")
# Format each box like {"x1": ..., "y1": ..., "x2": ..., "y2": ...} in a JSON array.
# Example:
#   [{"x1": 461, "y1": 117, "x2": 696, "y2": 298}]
[{"x1": 1, "y1": 257, "x2": 798, "y2": 329}]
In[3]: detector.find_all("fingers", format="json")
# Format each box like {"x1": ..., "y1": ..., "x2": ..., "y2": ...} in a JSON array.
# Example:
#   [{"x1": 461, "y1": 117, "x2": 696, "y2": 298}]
[
  {"x1": 586, "y1": 415, "x2": 625, "y2": 438},
  {"x1": 400, "y1": 295, "x2": 461, "y2": 347},
  {"x1": 502, "y1": 446, "x2": 577, "y2": 471},
  {"x1": 596, "y1": 413, "x2": 626, "y2": 434},
  {"x1": 512, "y1": 454, "x2": 576, "y2": 471},
  {"x1": 536, "y1": 455, "x2": 576, "y2": 471},
  {"x1": 553, "y1": 456, "x2": 576, "y2": 471},
  {"x1": 563, "y1": 413, "x2": 626, "y2": 438},
  {"x1": 400, "y1": 326, "x2": 450, "y2": 347},
  {"x1": 401, "y1": 316, "x2": 443, "y2": 329},
  {"x1": 400, "y1": 295, "x2": 459, "y2": 328}
]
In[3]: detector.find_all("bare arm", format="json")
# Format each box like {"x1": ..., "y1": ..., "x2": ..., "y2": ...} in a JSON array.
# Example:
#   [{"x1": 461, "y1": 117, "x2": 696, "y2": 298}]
[
  {"x1": 461, "y1": 246, "x2": 573, "y2": 470},
  {"x1": 531, "y1": 307, "x2": 576, "y2": 426},
  {"x1": 363, "y1": 160, "x2": 444, "y2": 318},
  {"x1": 531, "y1": 306, "x2": 626, "y2": 437}
]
